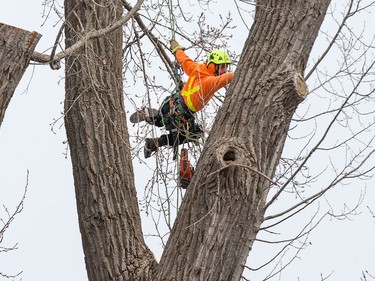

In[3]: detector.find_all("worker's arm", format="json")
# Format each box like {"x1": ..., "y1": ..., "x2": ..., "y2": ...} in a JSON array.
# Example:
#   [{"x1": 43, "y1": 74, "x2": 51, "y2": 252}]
[
  {"x1": 205, "y1": 72, "x2": 234, "y2": 93},
  {"x1": 216, "y1": 72, "x2": 233, "y2": 88},
  {"x1": 170, "y1": 39, "x2": 197, "y2": 76},
  {"x1": 175, "y1": 49, "x2": 198, "y2": 76}
]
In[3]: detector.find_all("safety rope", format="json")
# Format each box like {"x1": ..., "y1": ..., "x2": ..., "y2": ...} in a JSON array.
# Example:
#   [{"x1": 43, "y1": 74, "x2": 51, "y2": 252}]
[
  {"x1": 176, "y1": 145, "x2": 180, "y2": 213},
  {"x1": 168, "y1": 0, "x2": 176, "y2": 40},
  {"x1": 167, "y1": 0, "x2": 194, "y2": 196}
]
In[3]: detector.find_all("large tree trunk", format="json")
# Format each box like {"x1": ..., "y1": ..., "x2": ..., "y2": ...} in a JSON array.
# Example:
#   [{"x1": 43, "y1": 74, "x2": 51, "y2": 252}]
[
  {"x1": 63, "y1": 1, "x2": 155, "y2": 280},
  {"x1": 156, "y1": 1, "x2": 331, "y2": 280},
  {"x1": 0, "y1": 23, "x2": 41, "y2": 128}
]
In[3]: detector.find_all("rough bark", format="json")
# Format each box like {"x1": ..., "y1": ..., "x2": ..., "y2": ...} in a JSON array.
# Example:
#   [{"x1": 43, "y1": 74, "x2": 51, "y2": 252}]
[
  {"x1": 63, "y1": 1, "x2": 156, "y2": 280},
  {"x1": 156, "y1": 1, "x2": 331, "y2": 280},
  {"x1": 0, "y1": 23, "x2": 41, "y2": 128}
]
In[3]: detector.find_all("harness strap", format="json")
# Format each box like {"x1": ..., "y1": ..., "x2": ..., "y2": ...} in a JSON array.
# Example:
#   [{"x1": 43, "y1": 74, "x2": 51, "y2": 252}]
[{"x1": 168, "y1": 94, "x2": 192, "y2": 124}]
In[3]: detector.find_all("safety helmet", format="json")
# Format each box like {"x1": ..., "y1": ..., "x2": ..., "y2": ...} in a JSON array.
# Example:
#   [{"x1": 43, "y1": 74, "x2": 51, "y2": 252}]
[{"x1": 207, "y1": 49, "x2": 231, "y2": 65}]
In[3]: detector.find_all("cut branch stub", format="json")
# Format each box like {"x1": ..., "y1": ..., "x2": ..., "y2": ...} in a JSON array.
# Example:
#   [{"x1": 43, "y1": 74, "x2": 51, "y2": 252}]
[
  {"x1": 0, "y1": 23, "x2": 41, "y2": 128},
  {"x1": 295, "y1": 72, "x2": 308, "y2": 98}
]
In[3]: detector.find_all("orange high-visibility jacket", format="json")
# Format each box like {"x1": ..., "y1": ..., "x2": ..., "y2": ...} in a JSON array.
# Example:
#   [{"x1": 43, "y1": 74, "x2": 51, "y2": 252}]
[{"x1": 175, "y1": 49, "x2": 233, "y2": 112}]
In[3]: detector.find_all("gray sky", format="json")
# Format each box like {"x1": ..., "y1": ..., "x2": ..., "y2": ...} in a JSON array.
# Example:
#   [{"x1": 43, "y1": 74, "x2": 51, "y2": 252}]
[
  {"x1": 1, "y1": 1, "x2": 86, "y2": 280},
  {"x1": 1, "y1": 1, "x2": 375, "y2": 280}
]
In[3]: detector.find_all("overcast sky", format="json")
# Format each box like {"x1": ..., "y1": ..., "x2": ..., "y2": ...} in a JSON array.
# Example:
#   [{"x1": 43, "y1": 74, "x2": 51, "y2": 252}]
[
  {"x1": 1, "y1": 1, "x2": 375, "y2": 281},
  {"x1": 1, "y1": 1, "x2": 86, "y2": 280}
]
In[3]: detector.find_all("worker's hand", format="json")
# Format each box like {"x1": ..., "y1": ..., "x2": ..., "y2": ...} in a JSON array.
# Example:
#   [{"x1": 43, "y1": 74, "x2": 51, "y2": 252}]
[{"x1": 170, "y1": 39, "x2": 185, "y2": 54}]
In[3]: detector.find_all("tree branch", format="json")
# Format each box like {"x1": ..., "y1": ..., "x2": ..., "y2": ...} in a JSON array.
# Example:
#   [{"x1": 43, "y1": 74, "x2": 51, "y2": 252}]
[
  {"x1": 31, "y1": 0, "x2": 144, "y2": 69},
  {"x1": 265, "y1": 60, "x2": 375, "y2": 211},
  {"x1": 122, "y1": 0, "x2": 175, "y2": 77}
]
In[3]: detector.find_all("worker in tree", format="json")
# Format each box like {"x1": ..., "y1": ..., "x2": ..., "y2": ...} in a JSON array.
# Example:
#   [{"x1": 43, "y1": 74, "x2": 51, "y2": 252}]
[{"x1": 130, "y1": 39, "x2": 234, "y2": 158}]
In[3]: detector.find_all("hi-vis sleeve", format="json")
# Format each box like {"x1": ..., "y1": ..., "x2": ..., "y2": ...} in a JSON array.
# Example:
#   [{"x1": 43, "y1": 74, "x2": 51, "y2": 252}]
[
  {"x1": 204, "y1": 72, "x2": 234, "y2": 94},
  {"x1": 175, "y1": 50, "x2": 198, "y2": 76}
]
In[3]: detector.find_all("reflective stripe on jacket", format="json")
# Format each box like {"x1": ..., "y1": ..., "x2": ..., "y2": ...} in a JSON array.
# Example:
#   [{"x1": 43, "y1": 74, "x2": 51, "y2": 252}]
[{"x1": 175, "y1": 49, "x2": 233, "y2": 112}]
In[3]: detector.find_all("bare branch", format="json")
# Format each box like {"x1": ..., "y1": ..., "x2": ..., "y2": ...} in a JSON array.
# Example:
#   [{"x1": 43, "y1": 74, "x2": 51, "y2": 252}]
[
  {"x1": 31, "y1": 0, "x2": 144, "y2": 69},
  {"x1": 265, "y1": 60, "x2": 375, "y2": 210},
  {"x1": 0, "y1": 171, "x2": 29, "y2": 279},
  {"x1": 305, "y1": 0, "x2": 355, "y2": 80},
  {"x1": 0, "y1": 171, "x2": 28, "y2": 242}
]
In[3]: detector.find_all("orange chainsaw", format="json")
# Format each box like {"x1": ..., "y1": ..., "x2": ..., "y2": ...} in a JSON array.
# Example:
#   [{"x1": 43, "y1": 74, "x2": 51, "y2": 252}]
[{"x1": 179, "y1": 148, "x2": 194, "y2": 189}]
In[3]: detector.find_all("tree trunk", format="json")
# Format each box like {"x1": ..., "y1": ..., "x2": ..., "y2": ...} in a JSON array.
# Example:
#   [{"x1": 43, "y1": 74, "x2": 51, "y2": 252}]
[
  {"x1": 156, "y1": 0, "x2": 331, "y2": 280},
  {"x1": 63, "y1": 1, "x2": 155, "y2": 280},
  {"x1": 0, "y1": 23, "x2": 41, "y2": 128}
]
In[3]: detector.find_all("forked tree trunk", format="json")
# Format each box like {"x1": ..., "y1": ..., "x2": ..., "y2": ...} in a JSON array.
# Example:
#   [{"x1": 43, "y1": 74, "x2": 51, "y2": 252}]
[
  {"x1": 156, "y1": 1, "x2": 331, "y2": 280},
  {"x1": 0, "y1": 23, "x2": 41, "y2": 128},
  {"x1": 63, "y1": 1, "x2": 155, "y2": 280},
  {"x1": 64, "y1": 0, "x2": 331, "y2": 280}
]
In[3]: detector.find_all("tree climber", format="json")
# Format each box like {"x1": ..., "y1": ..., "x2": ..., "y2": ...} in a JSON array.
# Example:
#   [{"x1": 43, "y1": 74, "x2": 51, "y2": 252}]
[{"x1": 130, "y1": 39, "x2": 234, "y2": 158}]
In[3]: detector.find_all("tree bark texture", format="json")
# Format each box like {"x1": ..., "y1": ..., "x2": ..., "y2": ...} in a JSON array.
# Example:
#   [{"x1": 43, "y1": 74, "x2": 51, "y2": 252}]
[
  {"x1": 156, "y1": 1, "x2": 331, "y2": 280},
  {"x1": 0, "y1": 23, "x2": 41, "y2": 128},
  {"x1": 63, "y1": 1, "x2": 155, "y2": 280}
]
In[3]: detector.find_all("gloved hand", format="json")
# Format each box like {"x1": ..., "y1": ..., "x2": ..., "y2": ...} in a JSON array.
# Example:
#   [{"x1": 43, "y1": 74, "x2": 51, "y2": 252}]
[{"x1": 170, "y1": 39, "x2": 185, "y2": 54}]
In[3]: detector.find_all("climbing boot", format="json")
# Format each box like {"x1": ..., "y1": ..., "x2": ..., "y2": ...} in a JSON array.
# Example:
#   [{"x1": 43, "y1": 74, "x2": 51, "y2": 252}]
[
  {"x1": 157, "y1": 134, "x2": 169, "y2": 147},
  {"x1": 144, "y1": 138, "x2": 158, "y2": 158},
  {"x1": 143, "y1": 135, "x2": 170, "y2": 159},
  {"x1": 130, "y1": 108, "x2": 159, "y2": 124}
]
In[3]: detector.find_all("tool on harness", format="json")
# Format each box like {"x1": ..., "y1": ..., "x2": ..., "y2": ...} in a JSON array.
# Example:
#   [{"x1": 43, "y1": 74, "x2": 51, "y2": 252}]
[
  {"x1": 167, "y1": 94, "x2": 191, "y2": 125},
  {"x1": 172, "y1": 61, "x2": 184, "y2": 91},
  {"x1": 179, "y1": 148, "x2": 194, "y2": 189}
]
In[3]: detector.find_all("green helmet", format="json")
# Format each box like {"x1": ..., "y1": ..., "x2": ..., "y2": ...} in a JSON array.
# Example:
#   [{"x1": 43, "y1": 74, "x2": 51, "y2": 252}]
[{"x1": 207, "y1": 49, "x2": 231, "y2": 65}]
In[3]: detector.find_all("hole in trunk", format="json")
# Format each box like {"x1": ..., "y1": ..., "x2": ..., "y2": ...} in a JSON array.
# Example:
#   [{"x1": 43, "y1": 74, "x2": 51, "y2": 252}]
[{"x1": 223, "y1": 150, "x2": 236, "y2": 162}]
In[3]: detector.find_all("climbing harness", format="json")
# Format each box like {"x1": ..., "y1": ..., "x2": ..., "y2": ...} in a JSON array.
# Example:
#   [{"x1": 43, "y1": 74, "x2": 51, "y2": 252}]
[{"x1": 159, "y1": 91, "x2": 191, "y2": 130}]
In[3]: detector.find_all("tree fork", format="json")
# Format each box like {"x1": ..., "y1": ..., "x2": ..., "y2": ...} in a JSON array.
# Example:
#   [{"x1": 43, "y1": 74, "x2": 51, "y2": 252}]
[
  {"x1": 0, "y1": 23, "x2": 41, "y2": 128},
  {"x1": 156, "y1": 1, "x2": 331, "y2": 280}
]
